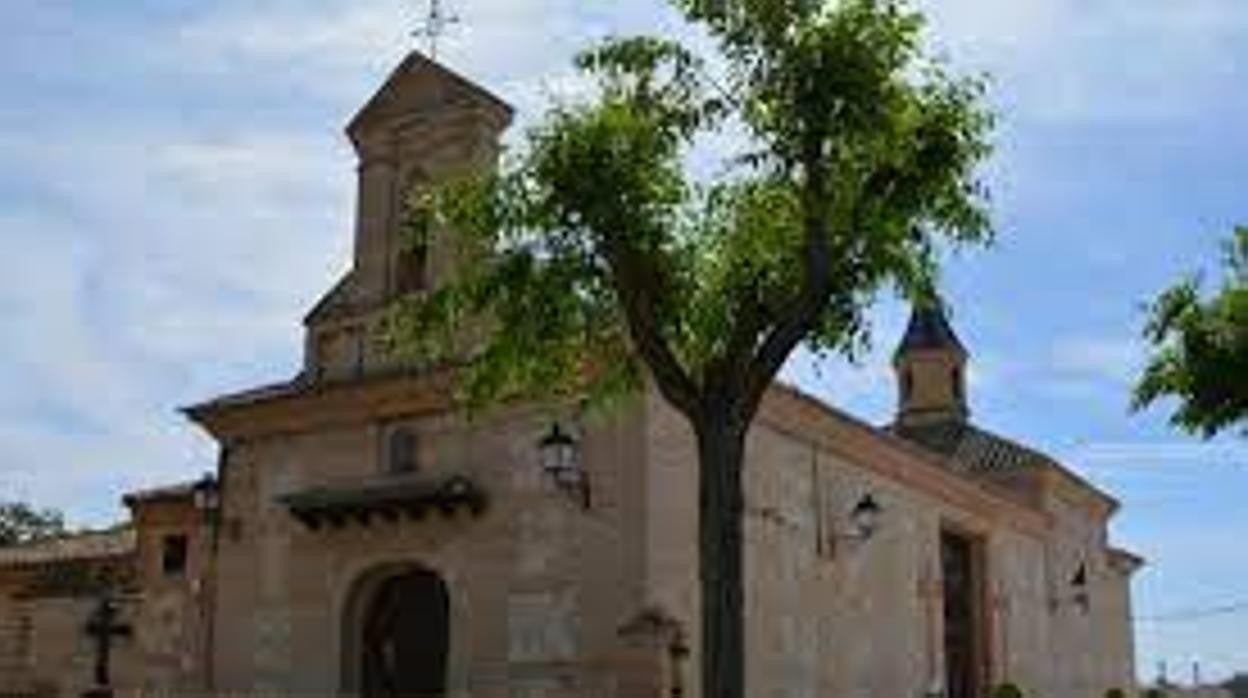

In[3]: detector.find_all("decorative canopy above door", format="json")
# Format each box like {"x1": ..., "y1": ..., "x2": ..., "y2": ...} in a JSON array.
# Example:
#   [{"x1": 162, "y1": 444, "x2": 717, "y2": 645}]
[{"x1": 278, "y1": 473, "x2": 487, "y2": 531}]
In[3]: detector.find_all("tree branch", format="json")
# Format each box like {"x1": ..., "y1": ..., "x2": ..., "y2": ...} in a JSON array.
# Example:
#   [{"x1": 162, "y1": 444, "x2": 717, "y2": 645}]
[
  {"x1": 739, "y1": 145, "x2": 834, "y2": 418},
  {"x1": 600, "y1": 231, "x2": 702, "y2": 417}
]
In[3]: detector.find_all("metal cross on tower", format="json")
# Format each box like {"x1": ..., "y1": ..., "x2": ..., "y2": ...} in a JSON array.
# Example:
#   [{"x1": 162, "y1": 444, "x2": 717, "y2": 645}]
[{"x1": 415, "y1": 0, "x2": 460, "y2": 61}]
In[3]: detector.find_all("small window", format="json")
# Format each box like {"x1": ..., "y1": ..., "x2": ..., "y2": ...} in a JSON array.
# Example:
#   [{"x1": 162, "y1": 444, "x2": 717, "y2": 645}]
[
  {"x1": 161, "y1": 534, "x2": 188, "y2": 577},
  {"x1": 902, "y1": 368, "x2": 914, "y2": 401},
  {"x1": 395, "y1": 244, "x2": 429, "y2": 294},
  {"x1": 951, "y1": 367, "x2": 963, "y2": 401},
  {"x1": 388, "y1": 428, "x2": 419, "y2": 474}
]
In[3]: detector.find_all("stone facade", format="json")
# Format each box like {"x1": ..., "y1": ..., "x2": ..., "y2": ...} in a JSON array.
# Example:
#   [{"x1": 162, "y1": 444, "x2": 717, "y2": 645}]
[
  {"x1": 0, "y1": 52, "x2": 1142, "y2": 698},
  {"x1": 0, "y1": 485, "x2": 212, "y2": 695}
]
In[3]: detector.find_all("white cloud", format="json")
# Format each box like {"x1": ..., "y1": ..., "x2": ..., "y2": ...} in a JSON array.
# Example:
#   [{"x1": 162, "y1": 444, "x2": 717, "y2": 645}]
[
  {"x1": 1066, "y1": 440, "x2": 1248, "y2": 470},
  {"x1": 183, "y1": 3, "x2": 404, "y2": 61},
  {"x1": 0, "y1": 213, "x2": 217, "y2": 522},
  {"x1": 1, "y1": 0, "x2": 1245, "y2": 532},
  {"x1": 919, "y1": 0, "x2": 1248, "y2": 123},
  {"x1": 1048, "y1": 335, "x2": 1142, "y2": 385},
  {"x1": 0, "y1": 126, "x2": 354, "y2": 526}
]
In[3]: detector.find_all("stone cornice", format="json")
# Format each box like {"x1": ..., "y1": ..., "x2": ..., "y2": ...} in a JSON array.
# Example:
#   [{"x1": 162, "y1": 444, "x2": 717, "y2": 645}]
[{"x1": 184, "y1": 370, "x2": 457, "y2": 443}]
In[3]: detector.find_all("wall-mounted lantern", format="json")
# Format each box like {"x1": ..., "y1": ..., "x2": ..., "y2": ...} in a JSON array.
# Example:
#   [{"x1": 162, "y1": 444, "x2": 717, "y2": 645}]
[
  {"x1": 827, "y1": 493, "x2": 883, "y2": 558},
  {"x1": 192, "y1": 474, "x2": 219, "y2": 511},
  {"x1": 192, "y1": 473, "x2": 220, "y2": 527},
  {"x1": 849, "y1": 494, "x2": 882, "y2": 541},
  {"x1": 538, "y1": 422, "x2": 590, "y2": 508}
]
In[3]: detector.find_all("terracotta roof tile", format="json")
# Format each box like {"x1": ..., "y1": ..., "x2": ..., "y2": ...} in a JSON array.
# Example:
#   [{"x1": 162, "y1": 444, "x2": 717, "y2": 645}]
[
  {"x1": 889, "y1": 420, "x2": 1046, "y2": 474},
  {"x1": 0, "y1": 528, "x2": 134, "y2": 568},
  {"x1": 122, "y1": 476, "x2": 216, "y2": 507}
]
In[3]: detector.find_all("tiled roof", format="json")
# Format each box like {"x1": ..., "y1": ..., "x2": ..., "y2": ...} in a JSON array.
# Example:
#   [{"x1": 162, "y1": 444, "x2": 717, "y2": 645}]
[
  {"x1": 889, "y1": 420, "x2": 1047, "y2": 475},
  {"x1": 184, "y1": 379, "x2": 303, "y2": 414},
  {"x1": 122, "y1": 476, "x2": 216, "y2": 507},
  {"x1": 895, "y1": 304, "x2": 967, "y2": 357},
  {"x1": 0, "y1": 527, "x2": 135, "y2": 568},
  {"x1": 1108, "y1": 546, "x2": 1146, "y2": 573},
  {"x1": 889, "y1": 418, "x2": 1121, "y2": 512}
]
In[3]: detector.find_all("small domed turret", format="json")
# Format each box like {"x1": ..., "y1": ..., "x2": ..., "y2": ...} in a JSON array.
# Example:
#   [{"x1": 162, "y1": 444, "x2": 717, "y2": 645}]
[{"x1": 893, "y1": 302, "x2": 969, "y2": 426}]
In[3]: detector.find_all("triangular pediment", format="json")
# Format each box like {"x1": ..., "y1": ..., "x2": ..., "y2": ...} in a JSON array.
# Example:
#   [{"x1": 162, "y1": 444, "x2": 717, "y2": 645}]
[{"x1": 347, "y1": 51, "x2": 513, "y2": 140}]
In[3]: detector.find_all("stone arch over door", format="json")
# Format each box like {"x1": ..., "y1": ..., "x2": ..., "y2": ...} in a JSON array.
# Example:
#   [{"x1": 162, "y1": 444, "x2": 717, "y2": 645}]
[{"x1": 340, "y1": 562, "x2": 455, "y2": 697}]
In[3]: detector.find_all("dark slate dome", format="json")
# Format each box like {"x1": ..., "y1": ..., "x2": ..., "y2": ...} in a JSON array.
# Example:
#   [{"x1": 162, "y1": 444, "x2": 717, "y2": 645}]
[{"x1": 894, "y1": 303, "x2": 967, "y2": 358}]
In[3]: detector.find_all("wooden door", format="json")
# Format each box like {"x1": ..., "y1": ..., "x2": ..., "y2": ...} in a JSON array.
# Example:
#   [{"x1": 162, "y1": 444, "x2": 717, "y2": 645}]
[
  {"x1": 361, "y1": 569, "x2": 450, "y2": 698},
  {"x1": 942, "y1": 531, "x2": 982, "y2": 698}
]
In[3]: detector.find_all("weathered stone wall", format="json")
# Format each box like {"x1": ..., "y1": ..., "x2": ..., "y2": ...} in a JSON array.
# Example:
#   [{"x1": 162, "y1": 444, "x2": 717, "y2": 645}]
[
  {"x1": 0, "y1": 499, "x2": 209, "y2": 696},
  {"x1": 0, "y1": 592, "x2": 35, "y2": 693},
  {"x1": 208, "y1": 395, "x2": 648, "y2": 695},
  {"x1": 303, "y1": 60, "x2": 508, "y2": 385},
  {"x1": 127, "y1": 497, "x2": 214, "y2": 690},
  {"x1": 642, "y1": 386, "x2": 1137, "y2": 698},
  {"x1": 1095, "y1": 560, "x2": 1138, "y2": 694},
  {"x1": 0, "y1": 593, "x2": 148, "y2": 697}
]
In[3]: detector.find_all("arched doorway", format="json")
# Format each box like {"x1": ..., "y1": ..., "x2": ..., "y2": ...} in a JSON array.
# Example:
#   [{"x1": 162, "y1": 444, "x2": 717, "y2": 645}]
[{"x1": 354, "y1": 567, "x2": 451, "y2": 698}]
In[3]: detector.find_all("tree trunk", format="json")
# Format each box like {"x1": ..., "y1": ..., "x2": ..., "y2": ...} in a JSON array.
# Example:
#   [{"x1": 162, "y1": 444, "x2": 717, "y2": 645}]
[{"x1": 695, "y1": 414, "x2": 748, "y2": 698}]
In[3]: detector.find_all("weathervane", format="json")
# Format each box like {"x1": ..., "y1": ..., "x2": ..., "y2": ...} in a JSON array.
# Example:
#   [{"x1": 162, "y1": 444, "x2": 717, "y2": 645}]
[{"x1": 414, "y1": 0, "x2": 460, "y2": 61}]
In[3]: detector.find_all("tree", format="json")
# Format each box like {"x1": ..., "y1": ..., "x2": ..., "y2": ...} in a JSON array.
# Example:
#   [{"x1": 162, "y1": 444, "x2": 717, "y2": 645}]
[
  {"x1": 1224, "y1": 673, "x2": 1248, "y2": 698},
  {"x1": 0, "y1": 501, "x2": 66, "y2": 547},
  {"x1": 1134, "y1": 226, "x2": 1248, "y2": 437},
  {"x1": 389, "y1": 1, "x2": 993, "y2": 696}
]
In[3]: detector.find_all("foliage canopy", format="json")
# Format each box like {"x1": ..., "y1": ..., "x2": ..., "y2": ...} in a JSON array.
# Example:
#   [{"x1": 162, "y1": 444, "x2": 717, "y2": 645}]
[
  {"x1": 1223, "y1": 673, "x2": 1248, "y2": 698},
  {"x1": 0, "y1": 501, "x2": 66, "y2": 547},
  {"x1": 1134, "y1": 226, "x2": 1248, "y2": 438},
  {"x1": 389, "y1": 0, "x2": 993, "y2": 420},
  {"x1": 388, "y1": 2, "x2": 993, "y2": 696}
]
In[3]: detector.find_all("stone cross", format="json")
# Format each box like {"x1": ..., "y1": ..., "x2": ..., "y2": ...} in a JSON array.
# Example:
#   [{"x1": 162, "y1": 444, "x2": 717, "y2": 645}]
[{"x1": 83, "y1": 593, "x2": 132, "y2": 695}]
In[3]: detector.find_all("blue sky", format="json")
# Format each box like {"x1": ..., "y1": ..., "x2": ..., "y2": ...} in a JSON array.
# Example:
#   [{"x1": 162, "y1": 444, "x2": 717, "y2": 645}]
[{"x1": 1, "y1": 0, "x2": 1246, "y2": 684}]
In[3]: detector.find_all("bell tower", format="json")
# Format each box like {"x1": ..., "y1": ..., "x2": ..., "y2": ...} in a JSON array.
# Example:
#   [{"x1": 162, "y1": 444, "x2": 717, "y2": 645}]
[
  {"x1": 345, "y1": 52, "x2": 513, "y2": 304},
  {"x1": 302, "y1": 53, "x2": 513, "y2": 382},
  {"x1": 893, "y1": 302, "x2": 970, "y2": 426}
]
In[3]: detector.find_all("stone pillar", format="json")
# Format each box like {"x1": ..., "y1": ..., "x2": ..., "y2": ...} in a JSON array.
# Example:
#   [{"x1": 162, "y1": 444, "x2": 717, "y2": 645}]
[{"x1": 352, "y1": 137, "x2": 399, "y2": 303}]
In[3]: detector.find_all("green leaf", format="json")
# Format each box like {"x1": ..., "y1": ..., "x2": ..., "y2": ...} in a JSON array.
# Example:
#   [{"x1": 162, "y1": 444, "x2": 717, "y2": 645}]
[{"x1": 1134, "y1": 226, "x2": 1248, "y2": 438}]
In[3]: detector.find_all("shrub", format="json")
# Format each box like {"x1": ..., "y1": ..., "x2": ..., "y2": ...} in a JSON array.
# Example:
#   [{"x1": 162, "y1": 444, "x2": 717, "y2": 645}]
[
  {"x1": 991, "y1": 683, "x2": 1025, "y2": 698},
  {"x1": 1106, "y1": 690, "x2": 1126, "y2": 698}
]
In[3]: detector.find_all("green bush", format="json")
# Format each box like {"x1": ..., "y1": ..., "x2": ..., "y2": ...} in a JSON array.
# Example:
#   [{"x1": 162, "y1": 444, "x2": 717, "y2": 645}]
[
  {"x1": 1105, "y1": 689, "x2": 1126, "y2": 698},
  {"x1": 1143, "y1": 689, "x2": 1168, "y2": 698},
  {"x1": 991, "y1": 683, "x2": 1025, "y2": 698}
]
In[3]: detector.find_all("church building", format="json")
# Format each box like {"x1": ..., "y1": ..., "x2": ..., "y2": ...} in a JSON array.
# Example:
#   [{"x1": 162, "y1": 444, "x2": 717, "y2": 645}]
[{"x1": 0, "y1": 53, "x2": 1142, "y2": 698}]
